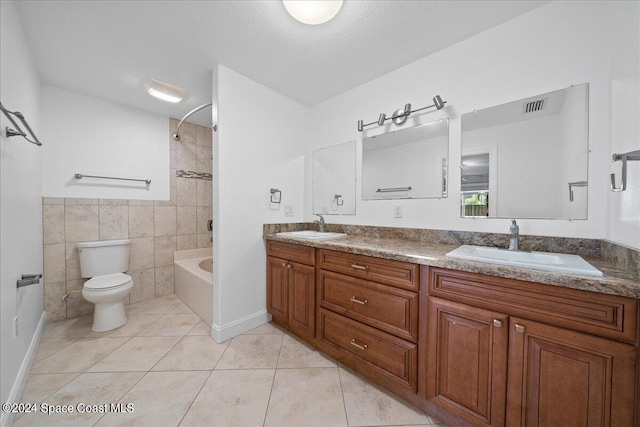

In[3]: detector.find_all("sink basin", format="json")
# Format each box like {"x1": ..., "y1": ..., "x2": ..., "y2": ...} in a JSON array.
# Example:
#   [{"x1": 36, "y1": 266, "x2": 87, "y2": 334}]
[
  {"x1": 446, "y1": 245, "x2": 602, "y2": 277},
  {"x1": 276, "y1": 230, "x2": 348, "y2": 241}
]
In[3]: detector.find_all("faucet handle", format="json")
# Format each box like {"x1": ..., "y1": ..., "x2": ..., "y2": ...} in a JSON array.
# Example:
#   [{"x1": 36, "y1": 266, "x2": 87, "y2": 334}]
[{"x1": 314, "y1": 214, "x2": 325, "y2": 221}]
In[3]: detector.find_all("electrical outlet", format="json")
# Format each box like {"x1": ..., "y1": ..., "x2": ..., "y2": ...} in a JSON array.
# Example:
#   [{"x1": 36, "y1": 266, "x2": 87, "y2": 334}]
[
  {"x1": 284, "y1": 205, "x2": 294, "y2": 217},
  {"x1": 394, "y1": 205, "x2": 403, "y2": 218},
  {"x1": 12, "y1": 316, "x2": 18, "y2": 338}
]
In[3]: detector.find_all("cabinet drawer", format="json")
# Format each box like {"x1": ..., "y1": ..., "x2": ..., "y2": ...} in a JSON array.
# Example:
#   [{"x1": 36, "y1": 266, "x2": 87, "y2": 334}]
[
  {"x1": 318, "y1": 249, "x2": 418, "y2": 291},
  {"x1": 267, "y1": 240, "x2": 316, "y2": 266},
  {"x1": 318, "y1": 270, "x2": 418, "y2": 342},
  {"x1": 319, "y1": 309, "x2": 417, "y2": 391},
  {"x1": 428, "y1": 267, "x2": 638, "y2": 343}
]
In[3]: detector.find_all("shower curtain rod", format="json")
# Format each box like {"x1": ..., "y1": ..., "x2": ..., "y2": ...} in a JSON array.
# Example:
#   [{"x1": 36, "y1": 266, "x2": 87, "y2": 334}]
[{"x1": 173, "y1": 102, "x2": 214, "y2": 141}]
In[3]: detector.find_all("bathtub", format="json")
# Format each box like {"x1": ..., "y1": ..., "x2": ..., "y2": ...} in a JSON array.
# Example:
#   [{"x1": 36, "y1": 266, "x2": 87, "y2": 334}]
[{"x1": 174, "y1": 248, "x2": 213, "y2": 326}]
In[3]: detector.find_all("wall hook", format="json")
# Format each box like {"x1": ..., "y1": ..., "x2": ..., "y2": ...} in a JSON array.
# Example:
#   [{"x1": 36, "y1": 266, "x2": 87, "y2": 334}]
[{"x1": 611, "y1": 150, "x2": 640, "y2": 192}]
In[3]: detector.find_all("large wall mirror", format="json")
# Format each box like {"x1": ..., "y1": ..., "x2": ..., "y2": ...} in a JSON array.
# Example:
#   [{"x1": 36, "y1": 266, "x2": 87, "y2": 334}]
[
  {"x1": 313, "y1": 140, "x2": 356, "y2": 215},
  {"x1": 460, "y1": 84, "x2": 589, "y2": 219},
  {"x1": 362, "y1": 118, "x2": 449, "y2": 200}
]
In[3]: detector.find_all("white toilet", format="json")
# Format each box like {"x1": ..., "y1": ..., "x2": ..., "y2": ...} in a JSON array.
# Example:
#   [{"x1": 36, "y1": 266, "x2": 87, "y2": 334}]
[{"x1": 77, "y1": 239, "x2": 134, "y2": 332}]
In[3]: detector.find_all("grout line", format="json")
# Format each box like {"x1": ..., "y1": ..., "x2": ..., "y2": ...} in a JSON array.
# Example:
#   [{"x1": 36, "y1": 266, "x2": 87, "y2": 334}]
[
  {"x1": 336, "y1": 365, "x2": 351, "y2": 427},
  {"x1": 176, "y1": 368, "x2": 214, "y2": 427}
]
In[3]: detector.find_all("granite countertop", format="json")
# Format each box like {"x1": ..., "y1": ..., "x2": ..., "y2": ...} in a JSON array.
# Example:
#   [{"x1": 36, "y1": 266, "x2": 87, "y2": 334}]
[{"x1": 265, "y1": 233, "x2": 640, "y2": 299}]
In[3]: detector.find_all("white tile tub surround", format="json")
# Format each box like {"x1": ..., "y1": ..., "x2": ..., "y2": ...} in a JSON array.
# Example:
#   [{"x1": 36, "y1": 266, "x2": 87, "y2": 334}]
[
  {"x1": 41, "y1": 119, "x2": 213, "y2": 323},
  {"x1": 174, "y1": 248, "x2": 213, "y2": 327}
]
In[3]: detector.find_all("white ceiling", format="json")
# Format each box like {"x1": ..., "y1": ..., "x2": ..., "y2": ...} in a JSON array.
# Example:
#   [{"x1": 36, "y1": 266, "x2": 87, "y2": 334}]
[{"x1": 14, "y1": 0, "x2": 548, "y2": 126}]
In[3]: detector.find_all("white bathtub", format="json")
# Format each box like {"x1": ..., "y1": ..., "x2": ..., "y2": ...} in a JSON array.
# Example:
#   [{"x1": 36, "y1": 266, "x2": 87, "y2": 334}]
[{"x1": 174, "y1": 248, "x2": 213, "y2": 326}]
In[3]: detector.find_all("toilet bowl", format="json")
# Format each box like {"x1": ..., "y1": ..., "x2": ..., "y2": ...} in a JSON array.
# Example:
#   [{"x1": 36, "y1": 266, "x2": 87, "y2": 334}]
[
  {"x1": 82, "y1": 273, "x2": 133, "y2": 332},
  {"x1": 77, "y1": 239, "x2": 133, "y2": 332}
]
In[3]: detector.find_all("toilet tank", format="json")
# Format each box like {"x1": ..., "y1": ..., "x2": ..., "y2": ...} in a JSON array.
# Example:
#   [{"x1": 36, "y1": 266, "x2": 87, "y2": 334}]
[{"x1": 77, "y1": 239, "x2": 131, "y2": 278}]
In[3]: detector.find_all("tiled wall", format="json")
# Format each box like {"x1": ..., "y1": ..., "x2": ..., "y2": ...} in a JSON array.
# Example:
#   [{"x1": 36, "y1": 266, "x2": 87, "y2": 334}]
[{"x1": 42, "y1": 120, "x2": 213, "y2": 322}]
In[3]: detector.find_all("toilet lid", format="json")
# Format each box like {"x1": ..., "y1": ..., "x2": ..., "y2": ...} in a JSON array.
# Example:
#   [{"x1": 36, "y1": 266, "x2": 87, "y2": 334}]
[{"x1": 85, "y1": 273, "x2": 132, "y2": 290}]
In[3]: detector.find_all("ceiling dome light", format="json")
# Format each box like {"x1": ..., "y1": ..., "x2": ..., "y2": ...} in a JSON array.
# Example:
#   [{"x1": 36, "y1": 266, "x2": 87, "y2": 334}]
[
  {"x1": 283, "y1": 0, "x2": 343, "y2": 25},
  {"x1": 146, "y1": 79, "x2": 186, "y2": 103}
]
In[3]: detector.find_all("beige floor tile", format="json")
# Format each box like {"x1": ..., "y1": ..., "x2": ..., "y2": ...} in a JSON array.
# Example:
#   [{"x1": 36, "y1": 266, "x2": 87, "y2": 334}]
[
  {"x1": 339, "y1": 367, "x2": 430, "y2": 426},
  {"x1": 168, "y1": 300, "x2": 194, "y2": 314},
  {"x1": 95, "y1": 371, "x2": 209, "y2": 427},
  {"x1": 42, "y1": 315, "x2": 94, "y2": 338},
  {"x1": 14, "y1": 372, "x2": 143, "y2": 427},
  {"x1": 243, "y1": 322, "x2": 285, "y2": 335},
  {"x1": 127, "y1": 295, "x2": 183, "y2": 314},
  {"x1": 186, "y1": 320, "x2": 211, "y2": 336},
  {"x1": 88, "y1": 336, "x2": 181, "y2": 372},
  {"x1": 87, "y1": 314, "x2": 163, "y2": 338},
  {"x1": 19, "y1": 373, "x2": 80, "y2": 403},
  {"x1": 34, "y1": 338, "x2": 80, "y2": 362},
  {"x1": 137, "y1": 313, "x2": 200, "y2": 336},
  {"x1": 180, "y1": 369, "x2": 274, "y2": 427},
  {"x1": 152, "y1": 336, "x2": 227, "y2": 371},
  {"x1": 277, "y1": 334, "x2": 336, "y2": 368},
  {"x1": 30, "y1": 337, "x2": 130, "y2": 374},
  {"x1": 215, "y1": 335, "x2": 283, "y2": 370},
  {"x1": 264, "y1": 367, "x2": 347, "y2": 427}
]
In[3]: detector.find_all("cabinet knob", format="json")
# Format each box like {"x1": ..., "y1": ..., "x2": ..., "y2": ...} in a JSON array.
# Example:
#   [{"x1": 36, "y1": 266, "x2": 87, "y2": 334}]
[
  {"x1": 493, "y1": 319, "x2": 502, "y2": 328},
  {"x1": 514, "y1": 324, "x2": 526, "y2": 334},
  {"x1": 350, "y1": 296, "x2": 368, "y2": 305},
  {"x1": 350, "y1": 338, "x2": 368, "y2": 350},
  {"x1": 281, "y1": 263, "x2": 287, "y2": 268},
  {"x1": 351, "y1": 263, "x2": 369, "y2": 271},
  {"x1": 286, "y1": 264, "x2": 292, "y2": 269}
]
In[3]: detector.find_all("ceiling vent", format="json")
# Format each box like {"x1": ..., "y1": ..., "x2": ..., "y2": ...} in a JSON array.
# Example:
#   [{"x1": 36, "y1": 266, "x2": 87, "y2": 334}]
[{"x1": 523, "y1": 98, "x2": 546, "y2": 114}]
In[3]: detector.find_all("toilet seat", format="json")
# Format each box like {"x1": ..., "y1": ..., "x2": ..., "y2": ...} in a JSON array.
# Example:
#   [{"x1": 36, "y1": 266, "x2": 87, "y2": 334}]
[{"x1": 84, "y1": 273, "x2": 132, "y2": 291}]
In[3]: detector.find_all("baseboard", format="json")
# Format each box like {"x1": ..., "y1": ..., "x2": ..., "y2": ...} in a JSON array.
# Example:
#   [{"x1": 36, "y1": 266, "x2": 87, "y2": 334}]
[
  {"x1": 211, "y1": 310, "x2": 270, "y2": 343},
  {"x1": 0, "y1": 311, "x2": 46, "y2": 427}
]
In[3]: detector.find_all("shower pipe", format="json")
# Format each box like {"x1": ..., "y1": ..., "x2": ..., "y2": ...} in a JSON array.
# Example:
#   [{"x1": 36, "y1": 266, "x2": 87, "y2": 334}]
[{"x1": 173, "y1": 102, "x2": 214, "y2": 141}]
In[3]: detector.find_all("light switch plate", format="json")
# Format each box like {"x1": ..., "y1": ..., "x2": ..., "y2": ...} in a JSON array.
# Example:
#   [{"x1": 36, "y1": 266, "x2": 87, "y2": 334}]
[
  {"x1": 284, "y1": 205, "x2": 294, "y2": 217},
  {"x1": 394, "y1": 205, "x2": 402, "y2": 218}
]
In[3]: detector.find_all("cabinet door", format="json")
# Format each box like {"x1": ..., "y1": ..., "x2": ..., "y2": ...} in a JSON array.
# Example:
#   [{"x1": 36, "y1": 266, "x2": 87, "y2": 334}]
[
  {"x1": 267, "y1": 256, "x2": 289, "y2": 326},
  {"x1": 427, "y1": 297, "x2": 508, "y2": 427},
  {"x1": 288, "y1": 263, "x2": 315, "y2": 340},
  {"x1": 507, "y1": 317, "x2": 636, "y2": 427}
]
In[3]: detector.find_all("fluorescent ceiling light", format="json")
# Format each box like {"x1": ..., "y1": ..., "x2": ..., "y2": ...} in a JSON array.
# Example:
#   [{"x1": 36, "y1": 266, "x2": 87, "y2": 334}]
[
  {"x1": 283, "y1": 0, "x2": 343, "y2": 25},
  {"x1": 146, "y1": 79, "x2": 186, "y2": 103}
]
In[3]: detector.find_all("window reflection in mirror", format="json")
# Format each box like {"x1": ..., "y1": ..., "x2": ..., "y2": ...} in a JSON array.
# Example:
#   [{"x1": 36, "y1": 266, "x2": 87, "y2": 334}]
[
  {"x1": 313, "y1": 140, "x2": 356, "y2": 215},
  {"x1": 460, "y1": 84, "x2": 589, "y2": 219},
  {"x1": 362, "y1": 118, "x2": 449, "y2": 200}
]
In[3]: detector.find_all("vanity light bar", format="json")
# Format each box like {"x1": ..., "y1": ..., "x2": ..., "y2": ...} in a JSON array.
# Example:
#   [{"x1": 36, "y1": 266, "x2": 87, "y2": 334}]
[{"x1": 357, "y1": 95, "x2": 447, "y2": 132}]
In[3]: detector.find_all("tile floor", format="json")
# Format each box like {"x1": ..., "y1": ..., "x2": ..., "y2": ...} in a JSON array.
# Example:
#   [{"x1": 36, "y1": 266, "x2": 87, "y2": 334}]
[{"x1": 14, "y1": 295, "x2": 447, "y2": 427}]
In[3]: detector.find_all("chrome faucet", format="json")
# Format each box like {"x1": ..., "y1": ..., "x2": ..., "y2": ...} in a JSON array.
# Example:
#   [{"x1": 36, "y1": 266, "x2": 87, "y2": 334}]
[
  {"x1": 508, "y1": 219, "x2": 519, "y2": 251},
  {"x1": 314, "y1": 214, "x2": 325, "y2": 232}
]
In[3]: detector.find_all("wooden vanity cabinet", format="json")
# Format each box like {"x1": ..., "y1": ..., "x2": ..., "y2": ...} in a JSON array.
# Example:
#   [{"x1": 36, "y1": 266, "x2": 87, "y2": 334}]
[
  {"x1": 316, "y1": 249, "x2": 422, "y2": 397},
  {"x1": 266, "y1": 241, "x2": 316, "y2": 342},
  {"x1": 425, "y1": 267, "x2": 638, "y2": 427}
]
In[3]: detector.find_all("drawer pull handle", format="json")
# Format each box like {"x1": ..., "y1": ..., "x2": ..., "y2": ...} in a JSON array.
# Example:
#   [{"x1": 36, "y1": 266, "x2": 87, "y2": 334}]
[
  {"x1": 350, "y1": 339, "x2": 368, "y2": 350},
  {"x1": 350, "y1": 296, "x2": 368, "y2": 305},
  {"x1": 351, "y1": 263, "x2": 369, "y2": 271},
  {"x1": 493, "y1": 319, "x2": 502, "y2": 328},
  {"x1": 514, "y1": 324, "x2": 526, "y2": 334}
]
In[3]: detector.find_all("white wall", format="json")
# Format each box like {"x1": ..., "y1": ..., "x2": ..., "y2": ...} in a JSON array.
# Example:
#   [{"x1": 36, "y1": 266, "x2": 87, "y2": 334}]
[
  {"x1": 41, "y1": 85, "x2": 169, "y2": 200},
  {"x1": 608, "y1": 1, "x2": 640, "y2": 250},
  {"x1": 0, "y1": 0, "x2": 45, "y2": 422},
  {"x1": 212, "y1": 65, "x2": 308, "y2": 340},
  {"x1": 307, "y1": 1, "x2": 614, "y2": 240}
]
